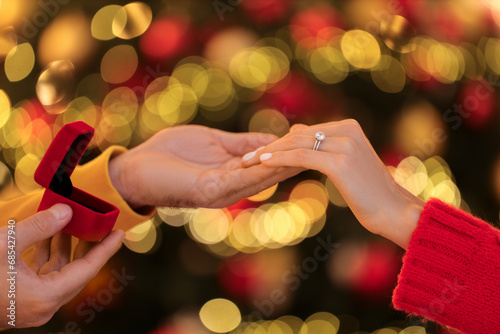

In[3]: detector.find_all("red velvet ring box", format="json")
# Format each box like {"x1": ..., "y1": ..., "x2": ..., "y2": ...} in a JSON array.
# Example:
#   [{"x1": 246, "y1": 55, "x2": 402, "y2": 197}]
[{"x1": 35, "y1": 121, "x2": 119, "y2": 242}]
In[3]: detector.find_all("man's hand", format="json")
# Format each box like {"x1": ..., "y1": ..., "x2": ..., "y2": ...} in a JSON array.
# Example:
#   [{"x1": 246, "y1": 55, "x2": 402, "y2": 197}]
[
  {"x1": 0, "y1": 204, "x2": 124, "y2": 328},
  {"x1": 108, "y1": 125, "x2": 301, "y2": 209}
]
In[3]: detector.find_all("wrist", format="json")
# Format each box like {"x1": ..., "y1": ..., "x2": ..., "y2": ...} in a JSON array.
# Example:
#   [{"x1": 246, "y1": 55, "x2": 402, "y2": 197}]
[{"x1": 383, "y1": 195, "x2": 425, "y2": 249}]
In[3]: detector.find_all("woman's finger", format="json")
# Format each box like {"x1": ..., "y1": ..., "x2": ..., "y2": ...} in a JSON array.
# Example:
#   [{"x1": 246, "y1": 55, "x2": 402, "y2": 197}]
[
  {"x1": 242, "y1": 136, "x2": 353, "y2": 167},
  {"x1": 258, "y1": 149, "x2": 339, "y2": 176}
]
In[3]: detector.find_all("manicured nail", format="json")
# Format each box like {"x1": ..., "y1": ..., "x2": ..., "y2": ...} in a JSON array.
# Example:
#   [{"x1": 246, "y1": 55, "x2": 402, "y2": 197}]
[
  {"x1": 242, "y1": 151, "x2": 256, "y2": 161},
  {"x1": 260, "y1": 153, "x2": 273, "y2": 161},
  {"x1": 49, "y1": 204, "x2": 72, "y2": 220},
  {"x1": 256, "y1": 146, "x2": 265, "y2": 151}
]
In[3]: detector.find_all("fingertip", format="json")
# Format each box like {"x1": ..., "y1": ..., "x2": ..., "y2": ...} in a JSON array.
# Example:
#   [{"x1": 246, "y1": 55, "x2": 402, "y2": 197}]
[
  {"x1": 114, "y1": 229, "x2": 126, "y2": 242},
  {"x1": 260, "y1": 153, "x2": 273, "y2": 161},
  {"x1": 48, "y1": 204, "x2": 72, "y2": 220},
  {"x1": 242, "y1": 150, "x2": 256, "y2": 162}
]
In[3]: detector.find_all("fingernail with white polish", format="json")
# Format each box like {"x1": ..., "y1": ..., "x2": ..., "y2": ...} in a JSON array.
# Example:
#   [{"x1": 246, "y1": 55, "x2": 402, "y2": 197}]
[
  {"x1": 260, "y1": 153, "x2": 273, "y2": 161},
  {"x1": 256, "y1": 146, "x2": 265, "y2": 151},
  {"x1": 242, "y1": 151, "x2": 256, "y2": 161}
]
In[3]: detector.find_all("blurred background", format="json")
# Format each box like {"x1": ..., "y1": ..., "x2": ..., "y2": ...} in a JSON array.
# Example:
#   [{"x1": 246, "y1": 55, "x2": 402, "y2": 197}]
[{"x1": 1, "y1": 0, "x2": 500, "y2": 333}]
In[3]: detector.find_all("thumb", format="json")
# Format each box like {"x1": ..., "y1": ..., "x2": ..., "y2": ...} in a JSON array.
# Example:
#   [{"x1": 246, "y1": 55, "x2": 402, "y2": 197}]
[{"x1": 17, "y1": 204, "x2": 73, "y2": 252}]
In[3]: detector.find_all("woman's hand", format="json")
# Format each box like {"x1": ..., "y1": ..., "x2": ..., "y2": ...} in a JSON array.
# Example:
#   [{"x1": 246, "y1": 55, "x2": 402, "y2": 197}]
[
  {"x1": 0, "y1": 204, "x2": 124, "y2": 328},
  {"x1": 242, "y1": 119, "x2": 424, "y2": 249},
  {"x1": 109, "y1": 125, "x2": 301, "y2": 209}
]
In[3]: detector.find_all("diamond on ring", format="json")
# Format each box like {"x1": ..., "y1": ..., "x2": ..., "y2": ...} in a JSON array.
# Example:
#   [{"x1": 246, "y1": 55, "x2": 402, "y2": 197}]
[
  {"x1": 313, "y1": 132, "x2": 325, "y2": 151},
  {"x1": 315, "y1": 132, "x2": 326, "y2": 141}
]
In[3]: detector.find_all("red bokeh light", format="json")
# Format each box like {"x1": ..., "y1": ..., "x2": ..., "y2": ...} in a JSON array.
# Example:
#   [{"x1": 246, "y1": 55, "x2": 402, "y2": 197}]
[
  {"x1": 241, "y1": 0, "x2": 291, "y2": 25},
  {"x1": 458, "y1": 79, "x2": 496, "y2": 131},
  {"x1": 290, "y1": 4, "x2": 345, "y2": 49},
  {"x1": 140, "y1": 17, "x2": 193, "y2": 63}
]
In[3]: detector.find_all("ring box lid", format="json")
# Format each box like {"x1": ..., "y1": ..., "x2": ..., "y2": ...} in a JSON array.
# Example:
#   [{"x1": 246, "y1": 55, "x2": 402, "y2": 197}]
[{"x1": 34, "y1": 121, "x2": 93, "y2": 195}]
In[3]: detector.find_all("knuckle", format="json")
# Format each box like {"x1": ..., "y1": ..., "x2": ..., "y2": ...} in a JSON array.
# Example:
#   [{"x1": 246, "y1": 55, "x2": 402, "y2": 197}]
[
  {"x1": 29, "y1": 213, "x2": 54, "y2": 235},
  {"x1": 294, "y1": 148, "x2": 309, "y2": 161},
  {"x1": 340, "y1": 137, "x2": 357, "y2": 154},
  {"x1": 334, "y1": 154, "x2": 351, "y2": 171},
  {"x1": 287, "y1": 135, "x2": 300, "y2": 147},
  {"x1": 342, "y1": 118, "x2": 362, "y2": 134}
]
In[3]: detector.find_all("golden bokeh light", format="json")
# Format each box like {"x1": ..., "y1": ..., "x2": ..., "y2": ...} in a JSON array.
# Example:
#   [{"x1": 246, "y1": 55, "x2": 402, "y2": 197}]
[
  {"x1": 392, "y1": 156, "x2": 462, "y2": 208},
  {"x1": 199, "y1": 298, "x2": 241, "y2": 333},
  {"x1": 394, "y1": 156, "x2": 428, "y2": 197},
  {"x1": 290, "y1": 180, "x2": 329, "y2": 222},
  {"x1": 399, "y1": 326, "x2": 427, "y2": 334},
  {"x1": 309, "y1": 45, "x2": 349, "y2": 84},
  {"x1": 14, "y1": 153, "x2": 41, "y2": 194},
  {"x1": 404, "y1": 37, "x2": 464, "y2": 83},
  {"x1": 36, "y1": 60, "x2": 75, "y2": 113},
  {"x1": 157, "y1": 207, "x2": 194, "y2": 227},
  {"x1": 371, "y1": 55, "x2": 406, "y2": 93},
  {"x1": 248, "y1": 183, "x2": 278, "y2": 202},
  {"x1": 299, "y1": 319, "x2": 338, "y2": 334},
  {"x1": 98, "y1": 113, "x2": 133, "y2": 148},
  {"x1": 91, "y1": 5, "x2": 127, "y2": 41},
  {"x1": 0, "y1": 90, "x2": 11, "y2": 129},
  {"x1": 341, "y1": 30, "x2": 381, "y2": 70},
  {"x1": 0, "y1": 26, "x2": 17, "y2": 60},
  {"x1": 230, "y1": 209, "x2": 263, "y2": 250},
  {"x1": 380, "y1": 15, "x2": 416, "y2": 53},
  {"x1": 248, "y1": 109, "x2": 290, "y2": 137},
  {"x1": 229, "y1": 47, "x2": 289, "y2": 90},
  {"x1": 0, "y1": 160, "x2": 13, "y2": 194},
  {"x1": 114, "y1": 2, "x2": 153, "y2": 40},
  {"x1": 4, "y1": 43, "x2": 35, "y2": 82},
  {"x1": 103, "y1": 87, "x2": 139, "y2": 123},
  {"x1": 484, "y1": 38, "x2": 500, "y2": 75},
  {"x1": 373, "y1": 329, "x2": 398, "y2": 334},
  {"x1": 204, "y1": 27, "x2": 259, "y2": 69},
  {"x1": 62, "y1": 97, "x2": 99, "y2": 129},
  {"x1": 38, "y1": 10, "x2": 97, "y2": 69},
  {"x1": 461, "y1": 43, "x2": 486, "y2": 80},
  {"x1": 124, "y1": 219, "x2": 158, "y2": 254},
  {"x1": 189, "y1": 208, "x2": 231, "y2": 244},
  {"x1": 157, "y1": 81, "x2": 198, "y2": 125},
  {"x1": 393, "y1": 101, "x2": 447, "y2": 159},
  {"x1": 324, "y1": 178, "x2": 348, "y2": 207},
  {"x1": 101, "y1": 45, "x2": 138, "y2": 84},
  {"x1": 2, "y1": 105, "x2": 31, "y2": 149}
]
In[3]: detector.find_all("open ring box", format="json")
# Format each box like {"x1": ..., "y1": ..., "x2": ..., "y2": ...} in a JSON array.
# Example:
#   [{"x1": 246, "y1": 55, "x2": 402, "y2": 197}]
[{"x1": 35, "y1": 121, "x2": 119, "y2": 242}]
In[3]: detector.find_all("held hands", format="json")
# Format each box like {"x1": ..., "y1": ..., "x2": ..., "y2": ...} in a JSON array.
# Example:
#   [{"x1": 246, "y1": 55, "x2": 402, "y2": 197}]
[
  {"x1": 0, "y1": 204, "x2": 124, "y2": 328},
  {"x1": 242, "y1": 120, "x2": 425, "y2": 249},
  {"x1": 109, "y1": 125, "x2": 301, "y2": 209}
]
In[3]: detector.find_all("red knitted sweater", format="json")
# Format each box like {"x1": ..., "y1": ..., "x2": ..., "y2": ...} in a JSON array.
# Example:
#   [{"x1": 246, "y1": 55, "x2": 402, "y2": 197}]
[{"x1": 392, "y1": 199, "x2": 500, "y2": 333}]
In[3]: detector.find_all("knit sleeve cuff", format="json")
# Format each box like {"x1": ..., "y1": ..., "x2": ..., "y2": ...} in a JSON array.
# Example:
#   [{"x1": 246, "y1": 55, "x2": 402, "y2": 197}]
[
  {"x1": 392, "y1": 198, "x2": 500, "y2": 333},
  {"x1": 72, "y1": 146, "x2": 156, "y2": 232}
]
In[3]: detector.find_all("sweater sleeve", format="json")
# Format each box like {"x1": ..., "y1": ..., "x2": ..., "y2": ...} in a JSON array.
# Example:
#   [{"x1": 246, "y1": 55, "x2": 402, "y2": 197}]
[
  {"x1": 392, "y1": 198, "x2": 500, "y2": 333},
  {"x1": 0, "y1": 146, "x2": 155, "y2": 231}
]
